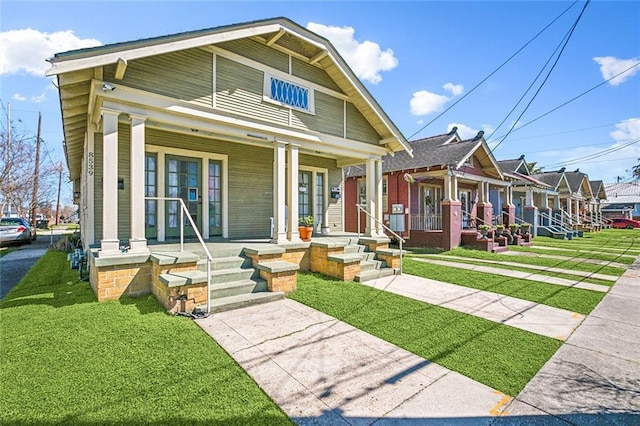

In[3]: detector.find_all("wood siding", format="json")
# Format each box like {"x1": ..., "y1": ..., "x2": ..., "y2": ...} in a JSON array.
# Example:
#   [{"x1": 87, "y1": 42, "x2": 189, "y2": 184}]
[
  {"x1": 345, "y1": 102, "x2": 380, "y2": 143},
  {"x1": 291, "y1": 91, "x2": 344, "y2": 138},
  {"x1": 215, "y1": 56, "x2": 290, "y2": 126},
  {"x1": 104, "y1": 49, "x2": 213, "y2": 108},
  {"x1": 217, "y1": 39, "x2": 289, "y2": 73},
  {"x1": 291, "y1": 57, "x2": 342, "y2": 93}
]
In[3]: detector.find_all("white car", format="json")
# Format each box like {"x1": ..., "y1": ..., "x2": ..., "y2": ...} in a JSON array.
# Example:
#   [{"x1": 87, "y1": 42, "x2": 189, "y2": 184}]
[{"x1": 0, "y1": 217, "x2": 37, "y2": 246}]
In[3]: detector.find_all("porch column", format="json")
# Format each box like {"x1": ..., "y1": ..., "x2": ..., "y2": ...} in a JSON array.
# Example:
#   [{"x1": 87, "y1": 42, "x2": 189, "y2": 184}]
[
  {"x1": 271, "y1": 141, "x2": 287, "y2": 243},
  {"x1": 365, "y1": 158, "x2": 375, "y2": 236},
  {"x1": 444, "y1": 175, "x2": 453, "y2": 201},
  {"x1": 375, "y1": 159, "x2": 383, "y2": 236},
  {"x1": 476, "y1": 181, "x2": 492, "y2": 226},
  {"x1": 85, "y1": 123, "x2": 96, "y2": 246},
  {"x1": 523, "y1": 188, "x2": 538, "y2": 235},
  {"x1": 100, "y1": 108, "x2": 121, "y2": 256},
  {"x1": 575, "y1": 198, "x2": 581, "y2": 224},
  {"x1": 287, "y1": 144, "x2": 301, "y2": 242},
  {"x1": 566, "y1": 197, "x2": 573, "y2": 224},
  {"x1": 129, "y1": 114, "x2": 149, "y2": 254},
  {"x1": 502, "y1": 185, "x2": 516, "y2": 226}
]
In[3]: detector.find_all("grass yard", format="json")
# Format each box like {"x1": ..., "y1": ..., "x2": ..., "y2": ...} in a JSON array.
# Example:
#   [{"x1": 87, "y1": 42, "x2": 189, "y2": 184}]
[
  {"x1": 0, "y1": 251, "x2": 292, "y2": 426},
  {"x1": 437, "y1": 247, "x2": 626, "y2": 277},
  {"x1": 289, "y1": 273, "x2": 562, "y2": 396},
  {"x1": 402, "y1": 258, "x2": 604, "y2": 315}
]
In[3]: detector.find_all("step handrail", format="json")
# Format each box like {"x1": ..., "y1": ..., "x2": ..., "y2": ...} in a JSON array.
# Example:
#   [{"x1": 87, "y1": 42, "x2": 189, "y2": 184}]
[
  {"x1": 356, "y1": 204, "x2": 405, "y2": 275},
  {"x1": 146, "y1": 196, "x2": 213, "y2": 313}
]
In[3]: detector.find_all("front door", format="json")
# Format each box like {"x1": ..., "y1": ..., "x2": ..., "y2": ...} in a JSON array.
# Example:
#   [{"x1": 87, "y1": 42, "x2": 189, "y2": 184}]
[
  {"x1": 166, "y1": 156, "x2": 202, "y2": 238},
  {"x1": 460, "y1": 190, "x2": 471, "y2": 228}
]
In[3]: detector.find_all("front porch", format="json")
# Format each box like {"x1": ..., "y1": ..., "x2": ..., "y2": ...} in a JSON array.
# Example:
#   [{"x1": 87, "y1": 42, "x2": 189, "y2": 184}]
[{"x1": 87, "y1": 233, "x2": 403, "y2": 314}]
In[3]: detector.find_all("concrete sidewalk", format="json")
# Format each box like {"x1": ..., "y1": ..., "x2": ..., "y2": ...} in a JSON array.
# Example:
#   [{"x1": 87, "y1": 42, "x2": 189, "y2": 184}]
[
  {"x1": 501, "y1": 258, "x2": 640, "y2": 425},
  {"x1": 361, "y1": 274, "x2": 584, "y2": 340},
  {"x1": 196, "y1": 299, "x2": 513, "y2": 424},
  {"x1": 412, "y1": 257, "x2": 610, "y2": 292},
  {"x1": 423, "y1": 254, "x2": 618, "y2": 282},
  {"x1": 501, "y1": 251, "x2": 628, "y2": 269}
]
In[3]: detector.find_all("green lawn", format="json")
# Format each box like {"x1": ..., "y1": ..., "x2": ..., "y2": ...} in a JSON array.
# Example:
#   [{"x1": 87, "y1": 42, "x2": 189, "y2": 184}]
[
  {"x1": 437, "y1": 247, "x2": 626, "y2": 277},
  {"x1": 289, "y1": 273, "x2": 562, "y2": 396},
  {"x1": 403, "y1": 258, "x2": 604, "y2": 315},
  {"x1": 0, "y1": 251, "x2": 292, "y2": 426}
]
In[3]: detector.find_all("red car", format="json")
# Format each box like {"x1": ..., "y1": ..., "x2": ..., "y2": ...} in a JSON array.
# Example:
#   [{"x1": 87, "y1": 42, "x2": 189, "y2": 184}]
[{"x1": 610, "y1": 218, "x2": 640, "y2": 229}]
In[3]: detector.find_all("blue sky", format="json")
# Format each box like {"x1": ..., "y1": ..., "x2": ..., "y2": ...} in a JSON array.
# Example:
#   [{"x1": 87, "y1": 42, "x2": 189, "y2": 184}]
[{"x1": 1, "y1": 1, "x2": 639, "y2": 204}]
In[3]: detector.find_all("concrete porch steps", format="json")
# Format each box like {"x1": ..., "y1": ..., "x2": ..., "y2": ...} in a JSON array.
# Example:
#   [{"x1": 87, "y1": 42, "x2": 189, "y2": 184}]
[
  {"x1": 210, "y1": 292, "x2": 285, "y2": 313},
  {"x1": 355, "y1": 267, "x2": 399, "y2": 282}
]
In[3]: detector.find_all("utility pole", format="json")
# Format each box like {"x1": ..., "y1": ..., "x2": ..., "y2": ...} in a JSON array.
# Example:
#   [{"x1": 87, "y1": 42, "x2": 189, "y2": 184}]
[
  {"x1": 31, "y1": 112, "x2": 41, "y2": 229},
  {"x1": 55, "y1": 162, "x2": 62, "y2": 225}
]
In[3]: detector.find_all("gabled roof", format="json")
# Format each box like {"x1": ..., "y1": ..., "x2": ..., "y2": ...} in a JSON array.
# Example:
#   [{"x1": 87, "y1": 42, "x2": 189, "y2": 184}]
[
  {"x1": 498, "y1": 155, "x2": 529, "y2": 175},
  {"x1": 346, "y1": 129, "x2": 504, "y2": 179},
  {"x1": 529, "y1": 169, "x2": 572, "y2": 192},
  {"x1": 604, "y1": 182, "x2": 640, "y2": 203},
  {"x1": 589, "y1": 180, "x2": 606, "y2": 200},
  {"x1": 47, "y1": 17, "x2": 411, "y2": 179}
]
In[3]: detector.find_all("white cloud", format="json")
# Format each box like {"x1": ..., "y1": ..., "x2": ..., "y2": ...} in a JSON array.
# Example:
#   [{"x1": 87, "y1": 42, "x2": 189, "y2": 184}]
[
  {"x1": 443, "y1": 82, "x2": 464, "y2": 96},
  {"x1": 593, "y1": 56, "x2": 640, "y2": 86},
  {"x1": 410, "y1": 90, "x2": 450, "y2": 116},
  {"x1": 447, "y1": 123, "x2": 495, "y2": 140},
  {"x1": 12, "y1": 93, "x2": 26, "y2": 101},
  {"x1": 0, "y1": 28, "x2": 101, "y2": 76},
  {"x1": 307, "y1": 22, "x2": 397, "y2": 84},
  {"x1": 610, "y1": 117, "x2": 640, "y2": 142}
]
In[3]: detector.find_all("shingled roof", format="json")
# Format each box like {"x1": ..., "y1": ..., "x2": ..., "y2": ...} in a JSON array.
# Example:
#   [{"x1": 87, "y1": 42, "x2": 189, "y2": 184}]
[
  {"x1": 529, "y1": 171, "x2": 564, "y2": 189},
  {"x1": 564, "y1": 170, "x2": 590, "y2": 193},
  {"x1": 498, "y1": 156, "x2": 528, "y2": 175}
]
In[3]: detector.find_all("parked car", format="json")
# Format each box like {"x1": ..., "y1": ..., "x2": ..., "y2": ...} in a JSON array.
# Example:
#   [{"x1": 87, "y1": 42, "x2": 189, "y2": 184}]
[
  {"x1": 610, "y1": 217, "x2": 640, "y2": 229},
  {"x1": 0, "y1": 217, "x2": 37, "y2": 246}
]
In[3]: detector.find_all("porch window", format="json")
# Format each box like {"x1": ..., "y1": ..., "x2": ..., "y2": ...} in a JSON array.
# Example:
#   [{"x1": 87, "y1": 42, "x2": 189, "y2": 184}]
[
  {"x1": 358, "y1": 179, "x2": 366, "y2": 205},
  {"x1": 315, "y1": 173, "x2": 324, "y2": 229},
  {"x1": 382, "y1": 176, "x2": 388, "y2": 212},
  {"x1": 144, "y1": 153, "x2": 157, "y2": 237},
  {"x1": 299, "y1": 170, "x2": 311, "y2": 220},
  {"x1": 413, "y1": 185, "x2": 442, "y2": 231},
  {"x1": 264, "y1": 73, "x2": 315, "y2": 114}
]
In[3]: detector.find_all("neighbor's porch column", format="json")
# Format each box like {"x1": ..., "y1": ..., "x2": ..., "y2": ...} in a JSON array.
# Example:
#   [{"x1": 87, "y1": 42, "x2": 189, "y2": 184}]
[
  {"x1": 575, "y1": 198, "x2": 581, "y2": 224},
  {"x1": 271, "y1": 141, "x2": 287, "y2": 243},
  {"x1": 128, "y1": 114, "x2": 149, "y2": 254},
  {"x1": 287, "y1": 144, "x2": 301, "y2": 242},
  {"x1": 100, "y1": 108, "x2": 121, "y2": 256},
  {"x1": 365, "y1": 158, "x2": 384, "y2": 236}
]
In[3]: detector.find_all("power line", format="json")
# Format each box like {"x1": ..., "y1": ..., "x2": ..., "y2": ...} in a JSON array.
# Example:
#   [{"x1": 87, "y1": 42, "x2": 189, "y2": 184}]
[
  {"x1": 406, "y1": 0, "x2": 580, "y2": 141},
  {"x1": 498, "y1": 136, "x2": 640, "y2": 157},
  {"x1": 541, "y1": 138, "x2": 640, "y2": 168},
  {"x1": 491, "y1": 0, "x2": 591, "y2": 152},
  {"x1": 489, "y1": 61, "x2": 640, "y2": 141}
]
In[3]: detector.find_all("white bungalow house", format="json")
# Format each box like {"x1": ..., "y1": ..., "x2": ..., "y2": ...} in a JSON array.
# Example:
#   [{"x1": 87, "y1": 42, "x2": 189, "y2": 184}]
[{"x1": 47, "y1": 18, "x2": 411, "y2": 310}]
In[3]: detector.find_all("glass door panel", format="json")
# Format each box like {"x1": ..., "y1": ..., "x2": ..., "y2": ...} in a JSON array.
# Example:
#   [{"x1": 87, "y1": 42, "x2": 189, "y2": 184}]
[
  {"x1": 166, "y1": 156, "x2": 201, "y2": 238},
  {"x1": 208, "y1": 160, "x2": 222, "y2": 236}
]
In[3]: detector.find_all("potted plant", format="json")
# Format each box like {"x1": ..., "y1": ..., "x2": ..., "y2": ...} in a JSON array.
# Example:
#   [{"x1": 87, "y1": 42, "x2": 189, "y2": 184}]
[
  {"x1": 521, "y1": 222, "x2": 531, "y2": 234},
  {"x1": 495, "y1": 224, "x2": 505, "y2": 236},
  {"x1": 479, "y1": 224, "x2": 490, "y2": 238},
  {"x1": 299, "y1": 215, "x2": 314, "y2": 241},
  {"x1": 509, "y1": 223, "x2": 520, "y2": 235}
]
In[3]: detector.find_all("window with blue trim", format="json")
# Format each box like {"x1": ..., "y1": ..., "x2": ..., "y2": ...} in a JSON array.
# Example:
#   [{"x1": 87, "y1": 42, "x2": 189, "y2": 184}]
[{"x1": 264, "y1": 73, "x2": 314, "y2": 114}]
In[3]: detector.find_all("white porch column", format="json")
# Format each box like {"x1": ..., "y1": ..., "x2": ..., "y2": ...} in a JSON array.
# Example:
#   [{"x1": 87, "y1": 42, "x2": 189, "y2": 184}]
[
  {"x1": 374, "y1": 159, "x2": 383, "y2": 236},
  {"x1": 365, "y1": 158, "x2": 375, "y2": 236},
  {"x1": 128, "y1": 114, "x2": 149, "y2": 254},
  {"x1": 100, "y1": 108, "x2": 121, "y2": 256},
  {"x1": 287, "y1": 144, "x2": 301, "y2": 242},
  {"x1": 271, "y1": 141, "x2": 288, "y2": 243},
  {"x1": 575, "y1": 199, "x2": 581, "y2": 223},
  {"x1": 452, "y1": 175, "x2": 459, "y2": 201},
  {"x1": 444, "y1": 175, "x2": 453, "y2": 201},
  {"x1": 525, "y1": 188, "x2": 534, "y2": 206},
  {"x1": 478, "y1": 182, "x2": 485, "y2": 204},
  {"x1": 157, "y1": 153, "x2": 166, "y2": 242},
  {"x1": 85, "y1": 124, "x2": 96, "y2": 246}
]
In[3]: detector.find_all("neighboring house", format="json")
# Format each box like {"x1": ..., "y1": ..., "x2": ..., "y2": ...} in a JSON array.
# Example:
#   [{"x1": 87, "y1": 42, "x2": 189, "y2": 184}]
[
  {"x1": 47, "y1": 18, "x2": 411, "y2": 304},
  {"x1": 496, "y1": 155, "x2": 557, "y2": 235},
  {"x1": 602, "y1": 182, "x2": 640, "y2": 220},
  {"x1": 588, "y1": 180, "x2": 607, "y2": 228},
  {"x1": 344, "y1": 129, "x2": 508, "y2": 250}
]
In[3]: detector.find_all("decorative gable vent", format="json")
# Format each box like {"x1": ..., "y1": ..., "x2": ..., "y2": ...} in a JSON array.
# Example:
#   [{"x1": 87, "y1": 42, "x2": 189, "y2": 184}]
[{"x1": 264, "y1": 73, "x2": 315, "y2": 114}]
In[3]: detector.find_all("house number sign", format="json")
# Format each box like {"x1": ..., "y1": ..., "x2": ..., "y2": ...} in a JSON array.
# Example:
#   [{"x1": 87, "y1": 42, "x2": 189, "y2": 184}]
[{"x1": 88, "y1": 152, "x2": 94, "y2": 175}]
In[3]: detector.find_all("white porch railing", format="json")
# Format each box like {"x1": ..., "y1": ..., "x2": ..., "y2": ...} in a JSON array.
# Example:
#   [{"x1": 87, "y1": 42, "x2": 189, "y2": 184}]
[
  {"x1": 146, "y1": 197, "x2": 213, "y2": 313},
  {"x1": 410, "y1": 214, "x2": 443, "y2": 231},
  {"x1": 357, "y1": 204, "x2": 405, "y2": 275}
]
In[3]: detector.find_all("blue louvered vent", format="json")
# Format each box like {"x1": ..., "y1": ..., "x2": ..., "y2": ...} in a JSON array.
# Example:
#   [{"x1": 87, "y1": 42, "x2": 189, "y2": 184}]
[{"x1": 269, "y1": 77, "x2": 309, "y2": 111}]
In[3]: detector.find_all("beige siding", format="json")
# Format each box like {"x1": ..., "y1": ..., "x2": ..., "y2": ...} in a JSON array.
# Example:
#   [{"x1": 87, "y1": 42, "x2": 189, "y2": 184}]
[
  {"x1": 146, "y1": 128, "x2": 274, "y2": 238},
  {"x1": 217, "y1": 39, "x2": 289, "y2": 73},
  {"x1": 117, "y1": 124, "x2": 131, "y2": 241},
  {"x1": 291, "y1": 57, "x2": 342, "y2": 93},
  {"x1": 346, "y1": 102, "x2": 381, "y2": 144},
  {"x1": 216, "y1": 56, "x2": 289, "y2": 126},
  {"x1": 291, "y1": 92, "x2": 344, "y2": 137},
  {"x1": 104, "y1": 49, "x2": 213, "y2": 108}
]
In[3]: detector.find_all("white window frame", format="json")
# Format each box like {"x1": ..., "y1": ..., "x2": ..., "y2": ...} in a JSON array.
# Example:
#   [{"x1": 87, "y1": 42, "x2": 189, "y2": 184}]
[{"x1": 263, "y1": 72, "x2": 315, "y2": 115}]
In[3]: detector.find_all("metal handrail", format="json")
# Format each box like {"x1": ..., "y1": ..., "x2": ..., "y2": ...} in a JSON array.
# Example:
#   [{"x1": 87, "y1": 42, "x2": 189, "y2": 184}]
[
  {"x1": 356, "y1": 204, "x2": 405, "y2": 275},
  {"x1": 146, "y1": 196, "x2": 213, "y2": 313}
]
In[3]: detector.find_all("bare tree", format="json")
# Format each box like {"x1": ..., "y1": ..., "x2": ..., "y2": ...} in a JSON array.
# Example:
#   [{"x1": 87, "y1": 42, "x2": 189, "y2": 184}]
[{"x1": 0, "y1": 122, "x2": 60, "y2": 218}]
